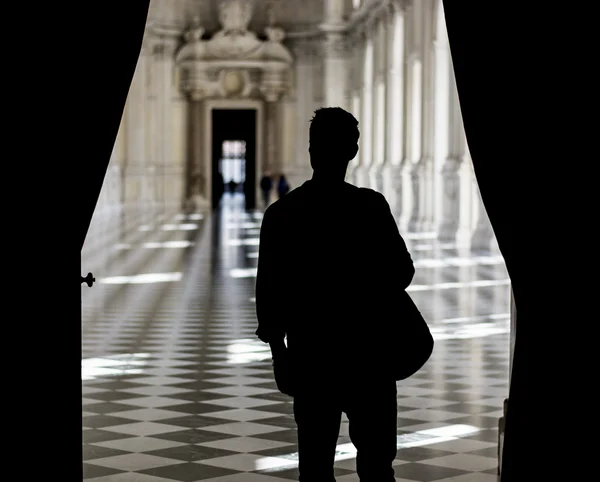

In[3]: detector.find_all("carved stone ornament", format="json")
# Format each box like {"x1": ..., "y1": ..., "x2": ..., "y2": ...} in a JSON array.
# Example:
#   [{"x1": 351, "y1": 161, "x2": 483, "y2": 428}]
[
  {"x1": 223, "y1": 70, "x2": 244, "y2": 94},
  {"x1": 185, "y1": 16, "x2": 204, "y2": 42},
  {"x1": 175, "y1": 1, "x2": 293, "y2": 102},
  {"x1": 218, "y1": 0, "x2": 253, "y2": 35},
  {"x1": 218, "y1": 69, "x2": 253, "y2": 98},
  {"x1": 264, "y1": 3, "x2": 285, "y2": 43}
]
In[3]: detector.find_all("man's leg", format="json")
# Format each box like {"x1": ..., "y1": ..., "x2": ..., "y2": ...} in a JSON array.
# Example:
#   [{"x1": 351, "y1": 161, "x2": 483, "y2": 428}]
[
  {"x1": 344, "y1": 380, "x2": 398, "y2": 482},
  {"x1": 293, "y1": 394, "x2": 342, "y2": 482}
]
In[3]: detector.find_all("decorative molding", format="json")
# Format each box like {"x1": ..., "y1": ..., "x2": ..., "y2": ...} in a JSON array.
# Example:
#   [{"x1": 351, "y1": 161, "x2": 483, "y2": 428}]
[
  {"x1": 175, "y1": 4, "x2": 293, "y2": 102},
  {"x1": 264, "y1": 3, "x2": 286, "y2": 43},
  {"x1": 217, "y1": 0, "x2": 254, "y2": 35},
  {"x1": 286, "y1": 29, "x2": 325, "y2": 39},
  {"x1": 147, "y1": 23, "x2": 182, "y2": 39}
]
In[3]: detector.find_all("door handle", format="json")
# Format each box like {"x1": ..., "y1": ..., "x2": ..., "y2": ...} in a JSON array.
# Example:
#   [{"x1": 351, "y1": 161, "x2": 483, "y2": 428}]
[{"x1": 81, "y1": 272, "x2": 95, "y2": 287}]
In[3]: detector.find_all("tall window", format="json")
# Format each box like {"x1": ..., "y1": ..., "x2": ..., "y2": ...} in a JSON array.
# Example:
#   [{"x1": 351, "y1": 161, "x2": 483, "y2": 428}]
[{"x1": 353, "y1": 0, "x2": 362, "y2": 10}]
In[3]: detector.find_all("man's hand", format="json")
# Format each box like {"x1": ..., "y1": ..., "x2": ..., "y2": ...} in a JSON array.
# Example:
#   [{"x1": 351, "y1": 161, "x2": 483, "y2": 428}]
[
  {"x1": 270, "y1": 340, "x2": 295, "y2": 397},
  {"x1": 272, "y1": 351, "x2": 295, "y2": 397}
]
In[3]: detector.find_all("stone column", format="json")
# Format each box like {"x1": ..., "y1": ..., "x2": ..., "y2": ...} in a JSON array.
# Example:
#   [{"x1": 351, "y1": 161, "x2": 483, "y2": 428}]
[
  {"x1": 438, "y1": 56, "x2": 465, "y2": 241},
  {"x1": 457, "y1": 155, "x2": 475, "y2": 244},
  {"x1": 144, "y1": 35, "x2": 157, "y2": 208},
  {"x1": 471, "y1": 178, "x2": 495, "y2": 252},
  {"x1": 161, "y1": 38, "x2": 178, "y2": 207},
  {"x1": 371, "y1": 15, "x2": 388, "y2": 193},
  {"x1": 124, "y1": 38, "x2": 148, "y2": 207},
  {"x1": 184, "y1": 94, "x2": 209, "y2": 212},
  {"x1": 324, "y1": 0, "x2": 345, "y2": 21},
  {"x1": 321, "y1": 0, "x2": 348, "y2": 105},
  {"x1": 325, "y1": 34, "x2": 349, "y2": 109},
  {"x1": 150, "y1": 39, "x2": 165, "y2": 207},
  {"x1": 265, "y1": 100, "x2": 278, "y2": 173},
  {"x1": 347, "y1": 32, "x2": 363, "y2": 185},
  {"x1": 149, "y1": 34, "x2": 178, "y2": 211},
  {"x1": 359, "y1": 32, "x2": 374, "y2": 188},
  {"x1": 140, "y1": 37, "x2": 154, "y2": 209},
  {"x1": 387, "y1": 2, "x2": 406, "y2": 219},
  {"x1": 417, "y1": 0, "x2": 436, "y2": 232},
  {"x1": 406, "y1": 54, "x2": 423, "y2": 232},
  {"x1": 509, "y1": 287, "x2": 516, "y2": 378},
  {"x1": 406, "y1": 1, "x2": 423, "y2": 231},
  {"x1": 321, "y1": 34, "x2": 348, "y2": 109},
  {"x1": 291, "y1": 40, "x2": 315, "y2": 187}
]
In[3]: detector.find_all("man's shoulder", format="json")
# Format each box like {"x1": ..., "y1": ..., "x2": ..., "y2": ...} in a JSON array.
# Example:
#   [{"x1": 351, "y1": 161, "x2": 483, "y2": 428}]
[
  {"x1": 264, "y1": 184, "x2": 306, "y2": 216},
  {"x1": 355, "y1": 186, "x2": 387, "y2": 205},
  {"x1": 355, "y1": 185, "x2": 380, "y2": 196},
  {"x1": 265, "y1": 183, "x2": 386, "y2": 216}
]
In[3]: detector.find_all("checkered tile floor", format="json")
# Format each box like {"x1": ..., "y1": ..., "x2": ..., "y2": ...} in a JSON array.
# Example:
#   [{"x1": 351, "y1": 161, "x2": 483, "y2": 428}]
[{"x1": 82, "y1": 193, "x2": 510, "y2": 481}]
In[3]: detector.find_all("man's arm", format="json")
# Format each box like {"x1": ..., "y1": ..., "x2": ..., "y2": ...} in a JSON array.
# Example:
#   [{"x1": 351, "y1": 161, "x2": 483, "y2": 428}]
[
  {"x1": 255, "y1": 207, "x2": 286, "y2": 349},
  {"x1": 377, "y1": 192, "x2": 415, "y2": 289},
  {"x1": 269, "y1": 339, "x2": 287, "y2": 358}
]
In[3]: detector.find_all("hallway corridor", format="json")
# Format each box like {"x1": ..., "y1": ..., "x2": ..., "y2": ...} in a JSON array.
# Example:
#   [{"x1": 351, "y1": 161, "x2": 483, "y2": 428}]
[{"x1": 82, "y1": 194, "x2": 510, "y2": 482}]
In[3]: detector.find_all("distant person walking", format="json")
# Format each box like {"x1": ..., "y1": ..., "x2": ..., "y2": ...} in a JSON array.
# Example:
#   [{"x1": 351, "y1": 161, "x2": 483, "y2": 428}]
[
  {"x1": 260, "y1": 171, "x2": 273, "y2": 208},
  {"x1": 277, "y1": 174, "x2": 290, "y2": 198}
]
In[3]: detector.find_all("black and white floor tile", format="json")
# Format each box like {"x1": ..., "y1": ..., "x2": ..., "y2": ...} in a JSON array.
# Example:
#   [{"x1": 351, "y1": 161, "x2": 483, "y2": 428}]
[{"x1": 82, "y1": 194, "x2": 510, "y2": 481}]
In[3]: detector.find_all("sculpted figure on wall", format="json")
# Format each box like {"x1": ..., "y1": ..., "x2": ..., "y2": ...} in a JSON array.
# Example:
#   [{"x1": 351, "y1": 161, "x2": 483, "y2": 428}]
[{"x1": 218, "y1": 0, "x2": 253, "y2": 35}]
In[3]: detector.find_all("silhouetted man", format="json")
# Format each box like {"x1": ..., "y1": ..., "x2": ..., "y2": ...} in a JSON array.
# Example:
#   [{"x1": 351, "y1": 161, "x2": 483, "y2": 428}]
[{"x1": 255, "y1": 107, "x2": 415, "y2": 481}]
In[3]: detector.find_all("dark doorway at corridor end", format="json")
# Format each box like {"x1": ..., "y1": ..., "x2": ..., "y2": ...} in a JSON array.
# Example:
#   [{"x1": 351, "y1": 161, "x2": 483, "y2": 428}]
[{"x1": 211, "y1": 109, "x2": 257, "y2": 210}]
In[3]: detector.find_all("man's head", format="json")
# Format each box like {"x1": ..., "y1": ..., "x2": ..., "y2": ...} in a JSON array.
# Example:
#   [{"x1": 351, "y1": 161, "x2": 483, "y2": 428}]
[{"x1": 308, "y1": 107, "x2": 359, "y2": 175}]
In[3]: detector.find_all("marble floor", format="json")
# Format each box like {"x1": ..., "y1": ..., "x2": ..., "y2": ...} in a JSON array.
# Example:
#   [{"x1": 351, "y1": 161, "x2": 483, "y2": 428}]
[{"x1": 81, "y1": 193, "x2": 511, "y2": 482}]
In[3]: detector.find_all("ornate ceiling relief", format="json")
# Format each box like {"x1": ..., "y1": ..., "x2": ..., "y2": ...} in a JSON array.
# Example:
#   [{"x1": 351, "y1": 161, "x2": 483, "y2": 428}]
[{"x1": 175, "y1": 0, "x2": 293, "y2": 102}]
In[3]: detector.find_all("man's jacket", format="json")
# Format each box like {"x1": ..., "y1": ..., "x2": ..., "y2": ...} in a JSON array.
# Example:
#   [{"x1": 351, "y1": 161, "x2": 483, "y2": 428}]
[{"x1": 255, "y1": 179, "x2": 415, "y2": 384}]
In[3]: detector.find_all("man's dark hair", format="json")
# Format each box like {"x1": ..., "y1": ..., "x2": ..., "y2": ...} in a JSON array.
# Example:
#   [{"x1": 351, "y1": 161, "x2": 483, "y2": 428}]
[{"x1": 309, "y1": 107, "x2": 360, "y2": 164}]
